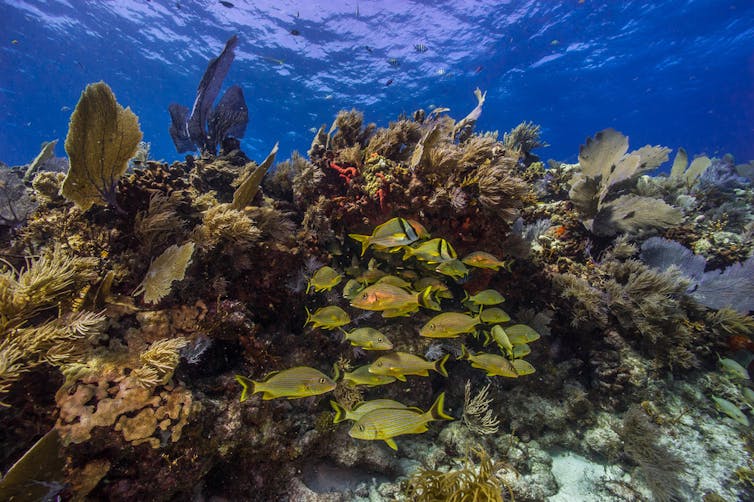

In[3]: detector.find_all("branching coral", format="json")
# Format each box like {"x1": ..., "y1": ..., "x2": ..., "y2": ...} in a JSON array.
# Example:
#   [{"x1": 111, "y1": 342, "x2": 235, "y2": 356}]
[
  {"x1": 403, "y1": 445, "x2": 514, "y2": 502},
  {"x1": 617, "y1": 405, "x2": 688, "y2": 502},
  {"x1": 503, "y1": 121, "x2": 548, "y2": 158},
  {"x1": 462, "y1": 380, "x2": 500, "y2": 435}
]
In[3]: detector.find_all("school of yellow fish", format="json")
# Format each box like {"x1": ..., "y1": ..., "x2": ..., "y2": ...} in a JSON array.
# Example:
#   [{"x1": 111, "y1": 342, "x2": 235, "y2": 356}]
[{"x1": 235, "y1": 217, "x2": 539, "y2": 449}]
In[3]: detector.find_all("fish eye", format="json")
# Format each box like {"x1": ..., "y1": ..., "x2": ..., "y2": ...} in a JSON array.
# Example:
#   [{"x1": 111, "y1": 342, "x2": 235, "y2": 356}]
[
  {"x1": 376, "y1": 362, "x2": 383, "y2": 367},
  {"x1": 358, "y1": 424, "x2": 365, "y2": 431},
  {"x1": 361, "y1": 292, "x2": 368, "y2": 299},
  {"x1": 377, "y1": 337, "x2": 383, "y2": 342},
  {"x1": 430, "y1": 323, "x2": 435, "y2": 329},
  {"x1": 319, "y1": 377, "x2": 326, "y2": 383}
]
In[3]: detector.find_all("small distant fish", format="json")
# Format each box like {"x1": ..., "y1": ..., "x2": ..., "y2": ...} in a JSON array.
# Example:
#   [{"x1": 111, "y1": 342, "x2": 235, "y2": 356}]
[
  {"x1": 461, "y1": 251, "x2": 511, "y2": 271},
  {"x1": 304, "y1": 305, "x2": 351, "y2": 330},
  {"x1": 474, "y1": 65, "x2": 484, "y2": 74},
  {"x1": 550, "y1": 39, "x2": 560, "y2": 46},
  {"x1": 11, "y1": 39, "x2": 19, "y2": 45},
  {"x1": 365, "y1": 46, "x2": 373, "y2": 53},
  {"x1": 711, "y1": 396, "x2": 749, "y2": 426},
  {"x1": 290, "y1": 29, "x2": 301, "y2": 36},
  {"x1": 307, "y1": 265, "x2": 343, "y2": 294},
  {"x1": 235, "y1": 366, "x2": 336, "y2": 400},
  {"x1": 436, "y1": 68, "x2": 446, "y2": 76},
  {"x1": 414, "y1": 43, "x2": 428, "y2": 53},
  {"x1": 175, "y1": 2, "x2": 181, "y2": 9},
  {"x1": 348, "y1": 392, "x2": 453, "y2": 450},
  {"x1": 385, "y1": 79, "x2": 393, "y2": 86},
  {"x1": 60, "y1": 106, "x2": 71, "y2": 112},
  {"x1": 219, "y1": 0, "x2": 234, "y2": 7},
  {"x1": 325, "y1": 94, "x2": 334, "y2": 100},
  {"x1": 308, "y1": 127, "x2": 318, "y2": 134},
  {"x1": 387, "y1": 58, "x2": 400, "y2": 68}
]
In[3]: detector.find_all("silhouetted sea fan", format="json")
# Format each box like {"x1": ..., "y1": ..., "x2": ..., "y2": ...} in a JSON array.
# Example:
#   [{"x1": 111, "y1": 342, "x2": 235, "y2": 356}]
[{"x1": 168, "y1": 36, "x2": 248, "y2": 154}]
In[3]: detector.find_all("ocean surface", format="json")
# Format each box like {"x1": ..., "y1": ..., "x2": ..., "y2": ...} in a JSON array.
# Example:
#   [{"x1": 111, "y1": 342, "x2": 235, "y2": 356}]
[{"x1": 1, "y1": 0, "x2": 753, "y2": 166}]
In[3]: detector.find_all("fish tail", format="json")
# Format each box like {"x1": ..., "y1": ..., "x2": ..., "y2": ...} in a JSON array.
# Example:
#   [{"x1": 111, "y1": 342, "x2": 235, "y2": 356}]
[
  {"x1": 427, "y1": 392, "x2": 454, "y2": 421},
  {"x1": 460, "y1": 344, "x2": 470, "y2": 360},
  {"x1": 348, "y1": 233, "x2": 370, "y2": 256},
  {"x1": 235, "y1": 374, "x2": 256, "y2": 402},
  {"x1": 435, "y1": 354, "x2": 449, "y2": 377},
  {"x1": 330, "y1": 400, "x2": 347, "y2": 423},
  {"x1": 418, "y1": 286, "x2": 441, "y2": 311},
  {"x1": 401, "y1": 246, "x2": 414, "y2": 261},
  {"x1": 304, "y1": 306, "x2": 312, "y2": 326},
  {"x1": 503, "y1": 259, "x2": 514, "y2": 273}
]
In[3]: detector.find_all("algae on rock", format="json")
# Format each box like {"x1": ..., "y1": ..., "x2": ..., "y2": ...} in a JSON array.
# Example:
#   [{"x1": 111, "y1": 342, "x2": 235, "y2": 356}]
[{"x1": 61, "y1": 81, "x2": 142, "y2": 211}]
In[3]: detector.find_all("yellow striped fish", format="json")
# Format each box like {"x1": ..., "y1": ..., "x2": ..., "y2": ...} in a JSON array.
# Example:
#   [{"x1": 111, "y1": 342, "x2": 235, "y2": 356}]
[
  {"x1": 402, "y1": 238, "x2": 457, "y2": 264},
  {"x1": 460, "y1": 345, "x2": 518, "y2": 378},
  {"x1": 235, "y1": 366, "x2": 336, "y2": 401},
  {"x1": 348, "y1": 392, "x2": 453, "y2": 450},
  {"x1": 330, "y1": 398, "x2": 417, "y2": 424},
  {"x1": 349, "y1": 217, "x2": 429, "y2": 256},
  {"x1": 340, "y1": 327, "x2": 393, "y2": 350},
  {"x1": 368, "y1": 352, "x2": 449, "y2": 381},
  {"x1": 419, "y1": 312, "x2": 480, "y2": 338},
  {"x1": 341, "y1": 365, "x2": 397, "y2": 387}
]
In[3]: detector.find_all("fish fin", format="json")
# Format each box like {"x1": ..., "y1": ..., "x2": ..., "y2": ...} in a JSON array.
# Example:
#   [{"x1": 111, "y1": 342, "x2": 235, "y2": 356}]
[
  {"x1": 330, "y1": 400, "x2": 347, "y2": 423},
  {"x1": 395, "y1": 374, "x2": 407, "y2": 382},
  {"x1": 435, "y1": 354, "x2": 449, "y2": 377},
  {"x1": 460, "y1": 344, "x2": 470, "y2": 360},
  {"x1": 483, "y1": 330, "x2": 491, "y2": 346},
  {"x1": 402, "y1": 246, "x2": 413, "y2": 261},
  {"x1": 428, "y1": 392, "x2": 454, "y2": 421},
  {"x1": 348, "y1": 233, "x2": 370, "y2": 256},
  {"x1": 418, "y1": 286, "x2": 441, "y2": 311},
  {"x1": 234, "y1": 375, "x2": 256, "y2": 402},
  {"x1": 261, "y1": 392, "x2": 276, "y2": 400},
  {"x1": 306, "y1": 280, "x2": 312, "y2": 294},
  {"x1": 385, "y1": 438, "x2": 398, "y2": 450},
  {"x1": 304, "y1": 306, "x2": 312, "y2": 326}
]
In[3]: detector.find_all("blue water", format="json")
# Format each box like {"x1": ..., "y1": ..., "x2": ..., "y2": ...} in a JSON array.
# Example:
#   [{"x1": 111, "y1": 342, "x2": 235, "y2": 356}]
[{"x1": 1, "y1": 0, "x2": 752, "y2": 166}]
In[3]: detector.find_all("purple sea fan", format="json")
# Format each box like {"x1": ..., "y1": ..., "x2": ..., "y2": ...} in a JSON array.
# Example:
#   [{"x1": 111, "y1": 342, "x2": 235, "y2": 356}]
[
  {"x1": 695, "y1": 158, "x2": 749, "y2": 193},
  {"x1": 692, "y1": 256, "x2": 754, "y2": 314}
]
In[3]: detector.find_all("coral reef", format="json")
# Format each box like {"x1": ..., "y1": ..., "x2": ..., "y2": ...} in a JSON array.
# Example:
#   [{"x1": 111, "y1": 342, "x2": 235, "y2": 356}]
[{"x1": 2, "y1": 60, "x2": 754, "y2": 502}]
